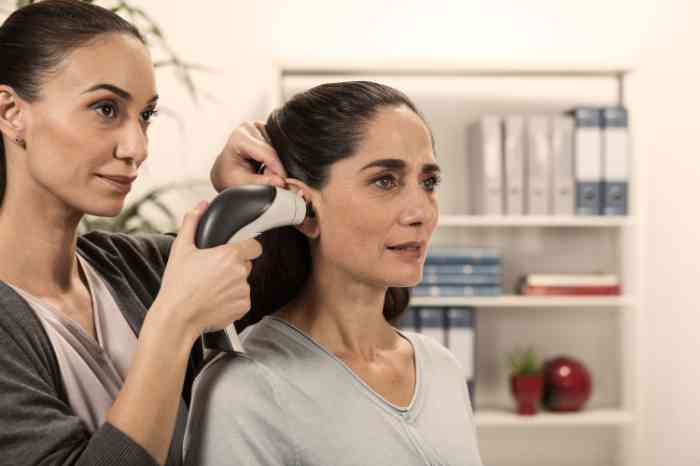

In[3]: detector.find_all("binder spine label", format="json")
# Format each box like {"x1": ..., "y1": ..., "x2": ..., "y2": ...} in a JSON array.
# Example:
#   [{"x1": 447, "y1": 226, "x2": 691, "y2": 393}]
[
  {"x1": 468, "y1": 117, "x2": 504, "y2": 215},
  {"x1": 603, "y1": 182, "x2": 628, "y2": 215},
  {"x1": 576, "y1": 181, "x2": 602, "y2": 215},
  {"x1": 572, "y1": 108, "x2": 603, "y2": 215},
  {"x1": 602, "y1": 107, "x2": 629, "y2": 216},
  {"x1": 504, "y1": 117, "x2": 525, "y2": 215},
  {"x1": 551, "y1": 116, "x2": 575, "y2": 215},
  {"x1": 526, "y1": 116, "x2": 551, "y2": 215}
]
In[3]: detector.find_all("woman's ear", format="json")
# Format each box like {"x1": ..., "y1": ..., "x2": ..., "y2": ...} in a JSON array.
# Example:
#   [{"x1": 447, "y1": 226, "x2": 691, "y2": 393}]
[
  {"x1": 285, "y1": 178, "x2": 320, "y2": 239},
  {"x1": 0, "y1": 86, "x2": 26, "y2": 145}
]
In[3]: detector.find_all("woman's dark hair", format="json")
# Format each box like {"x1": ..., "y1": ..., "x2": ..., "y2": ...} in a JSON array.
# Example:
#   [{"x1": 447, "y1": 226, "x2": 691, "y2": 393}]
[
  {"x1": 237, "y1": 81, "x2": 432, "y2": 332},
  {"x1": 0, "y1": 0, "x2": 144, "y2": 205}
]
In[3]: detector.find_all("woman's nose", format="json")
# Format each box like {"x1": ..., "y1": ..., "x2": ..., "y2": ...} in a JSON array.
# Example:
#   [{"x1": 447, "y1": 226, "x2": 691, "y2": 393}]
[
  {"x1": 399, "y1": 189, "x2": 438, "y2": 227},
  {"x1": 114, "y1": 121, "x2": 148, "y2": 167}
]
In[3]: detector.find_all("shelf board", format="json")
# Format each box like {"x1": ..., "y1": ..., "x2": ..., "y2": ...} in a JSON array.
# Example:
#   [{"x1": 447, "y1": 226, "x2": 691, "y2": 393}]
[
  {"x1": 475, "y1": 409, "x2": 634, "y2": 427},
  {"x1": 410, "y1": 295, "x2": 631, "y2": 308},
  {"x1": 438, "y1": 215, "x2": 631, "y2": 228},
  {"x1": 280, "y1": 60, "x2": 633, "y2": 78}
]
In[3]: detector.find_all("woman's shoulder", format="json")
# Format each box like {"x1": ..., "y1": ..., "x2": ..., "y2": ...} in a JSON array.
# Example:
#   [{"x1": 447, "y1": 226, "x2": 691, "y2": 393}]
[
  {"x1": 185, "y1": 347, "x2": 298, "y2": 465},
  {"x1": 191, "y1": 351, "x2": 282, "y2": 413},
  {"x1": 0, "y1": 283, "x2": 50, "y2": 349},
  {"x1": 0, "y1": 283, "x2": 62, "y2": 398},
  {"x1": 196, "y1": 352, "x2": 264, "y2": 388},
  {"x1": 76, "y1": 230, "x2": 178, "y2": 309},
  {"x1": 196, "y1": 319, "x2": 295, "y2": 386},
  {"x1": 194, "y1": 318, "x2": 315, "y2": 394},
  {"x1": 241, "y1": 317, "x2": 328, "y2": 372},
  {"x1": 78, "y1": 230, "x2": 175, "y2": 264}
]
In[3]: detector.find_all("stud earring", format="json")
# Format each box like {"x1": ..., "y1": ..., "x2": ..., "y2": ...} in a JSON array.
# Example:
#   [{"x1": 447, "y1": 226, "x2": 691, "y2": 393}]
[{"x1": 14, "y1": 136, "x2": 26, "y2": 148}]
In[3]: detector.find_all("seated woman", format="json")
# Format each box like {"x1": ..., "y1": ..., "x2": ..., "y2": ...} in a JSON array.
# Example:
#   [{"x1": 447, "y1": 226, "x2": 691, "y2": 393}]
[{"x1": 184, "y1": 81, "x2": 483, "y2": 466}]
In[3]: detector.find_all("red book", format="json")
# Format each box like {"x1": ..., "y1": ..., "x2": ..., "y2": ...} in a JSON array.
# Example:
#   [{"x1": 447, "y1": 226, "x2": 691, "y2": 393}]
[{"x1": 522, "y1": 285, "x2": 621, "y2": 296}]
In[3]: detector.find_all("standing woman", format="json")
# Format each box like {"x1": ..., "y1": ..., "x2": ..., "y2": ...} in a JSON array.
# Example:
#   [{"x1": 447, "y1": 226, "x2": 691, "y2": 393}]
[{"x1": 0, "y1": 1, "x2": 282, "y2": 465}]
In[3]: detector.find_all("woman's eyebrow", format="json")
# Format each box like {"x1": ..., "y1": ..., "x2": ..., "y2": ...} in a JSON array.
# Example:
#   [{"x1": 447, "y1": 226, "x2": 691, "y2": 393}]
[
  {"x1": 360, "y1": 159, "x2": 441, "y2": 174},
  {"x1": 360, "y1": 158, "x2": 406, "y2": 172},
  {"x1": 423, "y1": 163, "x2": 441, "y2": 174},
  {"x1": 82, "y1": 83, "x2": 159, "y2": 104}
]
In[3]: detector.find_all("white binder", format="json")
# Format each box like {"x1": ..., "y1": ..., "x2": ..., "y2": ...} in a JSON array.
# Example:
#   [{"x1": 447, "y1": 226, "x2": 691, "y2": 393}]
[
  {"x1": 550, "y1": 115, "x2": 576, "y2": 215},
  {"x1": 525, "y1": 116, "x2": 552, "y2": 215},
  {"x1": 468, "y1": 116, "x2": 504, "y2": 215},
  {"x1": 503, "y1": 116, "x2": 525, "y2": 215}
]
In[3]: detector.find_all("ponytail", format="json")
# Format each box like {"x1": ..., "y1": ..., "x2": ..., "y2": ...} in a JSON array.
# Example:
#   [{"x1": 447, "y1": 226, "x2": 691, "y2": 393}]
[{"x1": 0, "y1": 138, "x2": 5, "y2": 206}]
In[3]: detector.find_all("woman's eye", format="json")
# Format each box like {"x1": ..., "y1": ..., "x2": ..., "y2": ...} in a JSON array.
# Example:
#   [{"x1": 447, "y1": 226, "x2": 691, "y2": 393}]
[
  {"x1": 95, "y1": 103, "x2": 117, "y2": 119},
  {"x1": 423, "y1": 175, "x2": 442, "y2": 192},
  {"x1": 374, "y1": 175, "x2": 398, "y2": 190},
  {"x1": 141, "y1": 108, "x2": 159, "y2": 123}
]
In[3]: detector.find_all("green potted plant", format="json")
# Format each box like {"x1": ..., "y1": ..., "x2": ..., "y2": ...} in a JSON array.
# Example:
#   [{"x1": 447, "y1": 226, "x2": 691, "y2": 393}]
[{"x1": 507, "y1": 347, "x2": 544, "y2": 415}]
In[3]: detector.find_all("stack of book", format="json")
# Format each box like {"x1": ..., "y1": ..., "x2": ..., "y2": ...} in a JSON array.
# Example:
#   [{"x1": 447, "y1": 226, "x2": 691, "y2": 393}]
[
  {"x1": 517, "y1": 273, "x2": 621, "y2": 296},
  {"x1": 398, "y1": 306, "x2": 477, "y2": 403},
  {"x1": 412, "y1": 246, "x2": 503, "y2": 298},
  {"x1": 467, "y1": 106, "x2": 629, "y2": 216}
]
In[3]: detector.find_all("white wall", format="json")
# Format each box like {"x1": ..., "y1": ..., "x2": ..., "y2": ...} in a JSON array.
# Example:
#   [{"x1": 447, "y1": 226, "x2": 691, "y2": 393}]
[
  {"x1": 127, "y1": 1, "x2": 279, "y2": 212},
  {"x1": 140, "y1": 1, "x2": 700, "y2": 464},
  {"x1": 628, "y1": 2, "x2": 700, "y2": 464}
]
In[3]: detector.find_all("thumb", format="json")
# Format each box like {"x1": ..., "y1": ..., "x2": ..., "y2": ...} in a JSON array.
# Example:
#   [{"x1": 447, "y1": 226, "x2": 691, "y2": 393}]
[{"x1": 174, "y1": 200, "x2": 209, "y2": 251}]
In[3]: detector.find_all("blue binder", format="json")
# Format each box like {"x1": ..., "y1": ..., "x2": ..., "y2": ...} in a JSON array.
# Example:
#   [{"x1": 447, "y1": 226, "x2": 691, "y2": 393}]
[
  {"x1": 570, "y1": 107, "x2": 603, "y2": 215},
  {"x1": 601, "y1": 107, "x2": 629, "y2": 215}
]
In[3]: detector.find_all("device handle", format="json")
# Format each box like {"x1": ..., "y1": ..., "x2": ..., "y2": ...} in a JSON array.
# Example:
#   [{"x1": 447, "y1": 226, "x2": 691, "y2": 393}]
[{"x1": 194, "y1": 185, "x2": 276, "y2": 353}]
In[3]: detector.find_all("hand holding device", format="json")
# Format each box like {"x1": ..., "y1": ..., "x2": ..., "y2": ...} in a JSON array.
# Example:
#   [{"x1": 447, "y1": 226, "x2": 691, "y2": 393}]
[
  {"x1": 195, "y1": 185, "x2": 307, "y2": 352},
  {"x1": 154, "y1": 202, "x2": 262, "y2": 350}
]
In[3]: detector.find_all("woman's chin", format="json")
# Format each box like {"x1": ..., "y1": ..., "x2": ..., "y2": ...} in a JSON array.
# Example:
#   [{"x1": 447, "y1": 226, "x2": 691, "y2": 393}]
[
  {"x1": 84, "y1": 202, "x2": 124, "y2": 218},
  {"x1": 388, "y1": 274, "x2": 423, "y2": 289}
]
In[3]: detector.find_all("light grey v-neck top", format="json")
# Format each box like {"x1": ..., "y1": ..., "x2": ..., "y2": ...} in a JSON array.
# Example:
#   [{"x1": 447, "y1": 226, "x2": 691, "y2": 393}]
[
  {"x1": 184, "y1": 316, "x2": 483, "y2": 466},
  {"x1": 8, "y1": 254, "x2": 137, "y2": 433}
]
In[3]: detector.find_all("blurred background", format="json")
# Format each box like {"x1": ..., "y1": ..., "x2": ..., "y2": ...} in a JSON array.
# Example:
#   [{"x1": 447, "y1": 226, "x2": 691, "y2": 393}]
[{"x1": 4, "y1": 1, "x2": 699, "y2": 465}]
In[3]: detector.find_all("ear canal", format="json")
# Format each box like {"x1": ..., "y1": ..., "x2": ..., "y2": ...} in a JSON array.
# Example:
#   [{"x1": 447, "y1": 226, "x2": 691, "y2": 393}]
[{"x1": 306, "y1": 202, "x2": 316, "y2": 218}]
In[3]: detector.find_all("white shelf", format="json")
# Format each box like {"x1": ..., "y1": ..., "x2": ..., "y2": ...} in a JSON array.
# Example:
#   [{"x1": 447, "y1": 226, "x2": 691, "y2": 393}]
[
  {"x1": 410, "y1": 295, "x2": 631, "y2": 308},
  {"x1": 475, "y1": 409, "x2": 634, "y2": 427},
  {"x1": 438, "y1": 215, "x2": 631, "y2": 228},
  {"x1": 280, "y1": 59, "x2": 633, "y2": 78}
]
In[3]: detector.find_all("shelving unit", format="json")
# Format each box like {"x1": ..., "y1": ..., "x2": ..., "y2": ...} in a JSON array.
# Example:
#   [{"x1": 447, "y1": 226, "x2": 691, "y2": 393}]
[
  {"x1": 475, "y1": 409, "x2": 634, "y2": 428},
  {"x1": 439, "y1": 215, "x2": 631, "y2": 228},
  {"x1": 276, "y1": 61, "x2": 640, "y2": 466},
  {"x1": 411, "y1": 295, "x2": 632, "y2": 308}
]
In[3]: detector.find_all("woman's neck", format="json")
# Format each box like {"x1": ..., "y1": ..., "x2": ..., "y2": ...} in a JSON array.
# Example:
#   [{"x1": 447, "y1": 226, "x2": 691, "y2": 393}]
[
  {"x1": 0, "y1": 190, "x2": 82, "y2": 295},
  {"x1": 277, "y1": 261, "x2": 400, "y2": 362}
]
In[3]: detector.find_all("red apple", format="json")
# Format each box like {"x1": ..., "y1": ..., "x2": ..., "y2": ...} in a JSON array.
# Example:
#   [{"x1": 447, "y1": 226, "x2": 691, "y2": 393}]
[{"x1": 542, "y1": 356, "x2": 592, "y2": 411}]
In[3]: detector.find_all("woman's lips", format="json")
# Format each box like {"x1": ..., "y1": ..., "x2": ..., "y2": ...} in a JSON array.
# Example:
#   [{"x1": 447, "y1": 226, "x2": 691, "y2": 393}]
[
  {"x1": 386, "y1": 241, "x2": 424, "y2": 260},
  {"x1": 96, "y1": 174, "x2": 136, "y2": 194}
]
